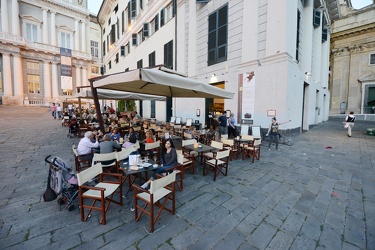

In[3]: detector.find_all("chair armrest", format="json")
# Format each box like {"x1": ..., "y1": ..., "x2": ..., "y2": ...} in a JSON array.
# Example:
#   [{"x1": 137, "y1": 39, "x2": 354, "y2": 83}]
[
  {"x1": 80, "y1": 185, "x2": 106, "y2": 191},
  {"x1": 132, "y1": 183, "x2": 149, "y2": 193}
]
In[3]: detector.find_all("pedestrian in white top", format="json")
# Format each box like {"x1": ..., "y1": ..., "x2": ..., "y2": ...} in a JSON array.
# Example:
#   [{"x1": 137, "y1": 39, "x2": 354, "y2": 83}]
[{"x1": 344, "y1": 111, "x2": 355, "y2": 137}]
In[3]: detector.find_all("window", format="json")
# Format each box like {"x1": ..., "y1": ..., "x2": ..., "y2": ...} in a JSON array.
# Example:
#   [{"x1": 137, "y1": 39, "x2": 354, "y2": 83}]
[
  {"x1": 122, "y1": 10, "x2": 125, "y2": 33},
  {"x1": 90, "y1": 40, "x2": 99, "y2": 58},
  {"x1": 150, "y1": 18, "x2": 156, "y2": 35},
  {"x1": 110, "y1": 24, "x2": 116, "y2": 45},
  {"x1": 27, "y1": 74, "x2": 40, "y2": 94},
  {"x1": 115, "y1": 53, "x2": 119, "y2": 63},
  {"x1": 103, "y1": 41, "x2": 106, "y2": 56},
  {"x1": 103, "y1": 28, "x2": 105, "y2": 34},
  {"x1": 137, "y1": 59, "x2": 143, "y2": 69},
  {"x1": 91, "y1": 66, "x2": 99, "y2": 74},
  {"x1": 313, "y1": 9, "x2": 321, "y2": 28},
  {"x1": 60, "y1": 32, "x2": 71, "y2": 49},
  {"x1": 127, "y1": 3, "x2": 131, "y2": 23},
  {"x1": 114, "y1": 4, "x2": 118, "y2": 13},
  {"x1": 207, "y1": 5, "x2": 228, "y2": 65},
  {"x1": 121, "y1": 46, "x2": 125, "y2": 56},
  {"x1": 166, "y1": 2, "x2": 174, "y2": 22},
  {"x1": 370, "y1": 54, "x2": 375, "y2": 65},
  {"x1": 137, "y1": 29, "x2": 144, "y2": 44},
  {"x1": 296, "y1": 10, "x2": 301, "y2": 62},
  {"x1": 149, "y1": 51, "x2": 156, "y2": 67},
  {"x1": 155, "y1": 14, "x2": 159, "y2": 31},
  {"x1": 26, "y1": 23, "x2": 38, "y2": 42},
  {"x1": 164, "y1": 40, "x2": 173, "y2": 69},
  {"x1": 131, "y1": 0, "x2": 137, "y2": 18},
  {"x1": 125, "y1": 42, "x2": 130, "y2": 54},
  {"x1": 108, "y1": 17, "x2": 111, "y2": 26},
  {"x1": 132, "y1": 33, "x2": 137, "y2": 46},
  {"x1": 322, "y1": 28, "x2": 328, "y2": 42},
  {"x1": 160, "y1": 8, "x2": 165, "y2": 27},
  {"x1": 140, "y1": 0, "x2": 143, "y2": 10},
  {"x1": 125, "y1": 67, "x2": 129, "y2": 72},
  {"x1": 108, "y1": 60, "x2": 112, "y2": 69},
  {"x1": 143, "y1": 23, "x2": 149, "y2": 37}
]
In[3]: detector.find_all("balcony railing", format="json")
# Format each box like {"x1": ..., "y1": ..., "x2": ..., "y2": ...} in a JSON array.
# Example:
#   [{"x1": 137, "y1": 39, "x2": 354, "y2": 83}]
[{"x1": 0, "y1": 32, "x2": 26, "y2": 45}]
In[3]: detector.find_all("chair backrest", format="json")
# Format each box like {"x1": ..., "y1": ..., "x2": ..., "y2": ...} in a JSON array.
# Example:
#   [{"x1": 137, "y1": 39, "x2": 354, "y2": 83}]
[
  {"x1": 216, "y1": 149, "x2": 230, "y2": 160},
  {"x1": 93, "y1": 152, "x2": 117, "y2": 163},
  {"x1": 242, "y1": 135, "x2": 254, "y2": 141},
  {"x1": 211, "y1": 140, "x2": 223, "y2": 150},
  {"x1": 177, "y1": 152, "x2": 184, "y2": 164},
  {"x1": 184, "y1": 132, "x2": 192, "y2": 139},
  {"x1": 222, "y1": 138, "x2": 234, "y2": 146},
  {"x1": 251, "y1": 126, "x2": 262, "y2": 139},
  {"x1": 186, "y1": 118, "x2": 193, "y2": 127},
  {"x1": 116, "y1": 147, "x2": 134, "y2": 161},
  {"x1": 133, "y1": 126, "x2": 141, "y2": 132},
  {"x1": 174, "y1": 124, "x2": 181, "y2": 129},
  {"x1": 145, "y1": 141, "x2": 161, "y2": 150},
  {"x1": 221, "y1": 134, "x2": 228, "y2": 140},
  {"x1": 175, "y1": 117, "x2": 182, "y2": 124},
  {"x1": 170, "y1": 116, "x2": 176, "y2": 123},
  {"x1": 241, "y1": 124, "x2": 249, "y2": 135},
  {"x1": 150, "y1": 171, "x2": 176, "y2": 194},
  {"x1": 77, "y1": 163, "x2": 103, "y2": 186},
  {"x1": 182, "y1": 139, "x2": 197, "y2": 146},
  {"x1": 72, "y1": 144, "x2": 78, "y2": 157}
]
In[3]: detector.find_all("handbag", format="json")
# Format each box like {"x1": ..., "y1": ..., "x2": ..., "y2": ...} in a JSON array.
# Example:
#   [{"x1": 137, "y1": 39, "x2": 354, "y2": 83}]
[{"x1": 344, "y1": 122, "x2": 349, "y2": 128}]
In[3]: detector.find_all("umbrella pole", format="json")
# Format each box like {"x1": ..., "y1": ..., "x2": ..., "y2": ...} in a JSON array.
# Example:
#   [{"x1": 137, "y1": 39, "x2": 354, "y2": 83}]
[{"x1": 90, "y1": 79, "x2": 105, "y2": 133}]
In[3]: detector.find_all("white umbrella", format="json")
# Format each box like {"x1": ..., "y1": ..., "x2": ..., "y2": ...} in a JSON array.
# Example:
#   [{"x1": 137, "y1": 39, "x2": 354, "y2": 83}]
[
  {"x1": 75, "y1": 89, "x2": 166, "y2": 101},
  {"x1": 92, "y1": 67, "x2": 234, "y2": 99}
]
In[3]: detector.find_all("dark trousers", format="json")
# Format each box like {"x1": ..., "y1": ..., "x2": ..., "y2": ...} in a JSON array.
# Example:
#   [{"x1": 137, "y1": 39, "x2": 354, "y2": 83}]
[{"x1": 268, "y1": 134, "x2": 279, "y2": 149}]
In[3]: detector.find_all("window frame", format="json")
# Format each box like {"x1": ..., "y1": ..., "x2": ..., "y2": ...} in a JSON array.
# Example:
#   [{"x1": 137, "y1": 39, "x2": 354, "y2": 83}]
[{"x1": 370, "y1": 54, "x2": 375, "y2": 65}]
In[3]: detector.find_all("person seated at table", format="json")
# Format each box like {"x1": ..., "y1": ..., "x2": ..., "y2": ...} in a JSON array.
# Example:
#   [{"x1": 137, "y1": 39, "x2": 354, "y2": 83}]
[
  {"x1": 110, "y1": 127, "x2": 121, "y2": 142},
  {"x1": 123, "y1": 127, "x2": 139, "y2": 148},
  {"x1": 99, "y1": 134, "x2": 122, "y2": 165},
  {"x1": 109, "y1": 120, "x2": 118, "y2": 130},
  {"x1": 68, "y1": 119, "x2": 79, "y2": 138},
  {"x1": 206, "y1": 125, "x2": 216, "y2": 140},
  {"x1": 144, "y1": 130, "x2": 155, "y2": 143},
  {"x1": 141, "y1": 139, "x2": 178, "y2": 189},
  {"x1": 162, "y1": 123, "x2": 172, "y2": 135},
  {"x1": 187, "y1": 125, "x2": 198, "y2": 140},
  {"x1": 77, "y1": 131, "x2": 101, "y2": 161},
  {"x1": 118, "y1": 114, "x2": 127, "y2": 124}
]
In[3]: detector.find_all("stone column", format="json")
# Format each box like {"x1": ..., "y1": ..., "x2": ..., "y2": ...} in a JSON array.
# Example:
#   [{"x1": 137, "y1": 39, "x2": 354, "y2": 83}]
[
  {"x1": 42, "y1": 9, "x2": 48, "y2": 44},
  {"x1": 82, "y1": 67, "x2": 88, "y2": 87},
  {"x1": 75, "y1": 20, "x2": 79, "y2": 51},
  {"x1": 75, "y1": 66, "x2": 81, "y2": 88},
  {"x1": 81, "y1": 21, "x2": 86, "y2": 52},
  {"x1": 11, "y1": 0, "x2": 20, "y2": 36},
  {"x1": 43, "y1": 62, "x2": 51, "y2": 99},
  {"x1": 51, "y1": 62, "x2": 59, "y2": 99},
  {"x1": 12, "y1": 54, "x2": 23, "y2": 98},
  {"x1": 51, "y1": 12, "x2": 56, "y2": 46},
  {"x1": 2, "y1": 53, "x2": 12, "y2": 96},
  {"x1": 1, "y1": 0, "x2": 9, "y2": 33}
]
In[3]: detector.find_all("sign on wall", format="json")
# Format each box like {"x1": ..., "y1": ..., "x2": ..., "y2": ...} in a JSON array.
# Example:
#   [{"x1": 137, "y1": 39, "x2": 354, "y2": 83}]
[
  {"x1": 60, "y1": 48, "x2": 72, "y2": 90},
  {"x1": 241, "y1": 71, "x2": 255, "y2": 119}
]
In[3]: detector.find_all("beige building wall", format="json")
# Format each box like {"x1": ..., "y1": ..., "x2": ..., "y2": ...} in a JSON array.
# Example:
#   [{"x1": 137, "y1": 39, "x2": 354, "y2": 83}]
[{"x1": 330, "y1": 4, "x2": 375, "y2": 115}]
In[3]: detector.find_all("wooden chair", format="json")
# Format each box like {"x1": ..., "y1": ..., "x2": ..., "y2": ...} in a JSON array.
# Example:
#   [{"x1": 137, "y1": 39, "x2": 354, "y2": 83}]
[
  {"x1": 72, "y1": 144, "x2": 92, "y2": 173},
  {"x1": 203, "y1": 140, "x2": 223, "y2": 158},
  {"x1": 181, "y1": 139, "x2": 198, "y2": 158},
  {"x1": 62, "y1": 116, "x2": 70, "y2": 126},
  {"x1": 77, "y1": 163, "x2": 123, "y2": 225},
  {"x1": 239, "y1": 135, "x2": 254, "y2": 150},
  {"x1": 242, "y1": 139, "x2": 262, "y2": 163},
  {"x1": 133, "y1": 171, "x2": 176, "y2": 233},
  {"x1": 183, "y1": 132, "x2": 193, "y2": 140},
  {"x1": 93, "y1": 152, "x2": 118, "y2": 173},
  {"x1": 203, "y1": 149, "x2": 230, "y2": 181},
  {"x1": 176, "y1": 149, "x2": 195, "y2": 175},
  {"x1": 222, "y1": 138, "x2": 239, "y2": 161},
  {"x1": 144, "y1": 141, "x2": 161, "y2": 163},
  {"x1": 116, "y1": 146, "x2": 139, "y2": 190}
]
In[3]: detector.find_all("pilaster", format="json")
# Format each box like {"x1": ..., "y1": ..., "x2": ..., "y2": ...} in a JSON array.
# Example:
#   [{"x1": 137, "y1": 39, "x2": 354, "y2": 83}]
[
  {"x1": 2, "y1": 53, "x2": 12, "y2": 96},
  {"x1": 81, "y1": 21, "x2": 86, "y2": 52},
  {"x1": 51, "y1": 12, "x2": 56, "y2": 46},
  {"x1": 75, "y1": 20, "x2": 79, "y2": 51},
  {"x1": 82, "y1": 67, "x2": 87, "y2": 87},
  {"x1": 44, "y1": 62, "x2": 51, "y2": 99},
  {"x1": 42, "y1": 9, "x2": 48, "y2": 44},
  {"x1": 1, "y1": 0, "x2": 9, "y2": 33},
  {"x1": 51, "y1": 62, "x2": 59, "y2": 99},
  {"x1": 75, "y1": 66, "x2": 81, "y2": 88},
  {"x1": 11, "y1": 0, "x2": 20, "y2": 36},
  {"x1": 12, "y1": 54, "x2": 24, "y2": 102}
]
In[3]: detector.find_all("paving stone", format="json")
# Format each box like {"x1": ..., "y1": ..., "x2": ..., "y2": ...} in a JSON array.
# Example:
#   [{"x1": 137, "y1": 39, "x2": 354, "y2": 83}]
[
  {"x1": 318, "y1": 224, "x2": 343, "y2": 249},
  {"x1": 266, "y1": 230, "x2": 294, "y2": 250},
  {"x1": 212, "y1": 229, "x2": 247, "y2": 250},
  {"x1": 300, "y1": 216, "x2": 322, "y2": 241},
  {"x1": 344, "y1": 214, "x2": 366, "y2": 249},
  {"x1": 170, "y1": 226, "x2": 203, "y2": 249},
  {"x1": 281, "y1": 208, "x2": 306, "y2": 237},
  {"x1": 248, "y1": 222, "x2": 277, "y2": 249},
  {"x1": 290, "y1": 234, "x2": 317, "y2": 250}
]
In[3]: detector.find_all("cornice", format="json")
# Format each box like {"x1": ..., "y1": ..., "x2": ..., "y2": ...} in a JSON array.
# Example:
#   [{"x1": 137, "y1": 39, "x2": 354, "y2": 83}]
[
  {"x1": 98, "y1": 0, "x2": 117, "y2": 25},
  {"x1": 331, "y1": 23, "x2": 375, "y2": 40}
]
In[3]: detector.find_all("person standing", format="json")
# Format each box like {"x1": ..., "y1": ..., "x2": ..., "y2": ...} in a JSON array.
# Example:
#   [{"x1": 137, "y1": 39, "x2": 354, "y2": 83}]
[
  {"x1": 51, "y1": 103, "x2": 57, "y2": 119},
  {"x1": 217, "y1": 111, "x2": 228, "y2": 136},
  {"x1": 56, "y1": 104, "x2": 62, "y2": 120},
  {"x1": 345, "y1": 111, "x2": 355, "y2": 137},
  {"x1": 266, "y1": 117, "x2": 291, "y2": 151},
  {"x1": 228, "y1": 113, "x2": 236, "y2": 138},
  {"x1": 68, "y1": 103, "x2": 73, "y2": 117}
]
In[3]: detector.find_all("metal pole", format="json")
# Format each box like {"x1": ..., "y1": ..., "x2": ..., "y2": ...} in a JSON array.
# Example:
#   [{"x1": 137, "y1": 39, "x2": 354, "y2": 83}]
[{"x1": 90, "y1": 79, "x2": 105, "y2": 133}]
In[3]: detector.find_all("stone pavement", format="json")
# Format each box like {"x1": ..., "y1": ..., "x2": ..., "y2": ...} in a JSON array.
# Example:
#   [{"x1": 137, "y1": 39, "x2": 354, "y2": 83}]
[{"x1": 0, "y1": 106, "x2": 374, "y2": 250}]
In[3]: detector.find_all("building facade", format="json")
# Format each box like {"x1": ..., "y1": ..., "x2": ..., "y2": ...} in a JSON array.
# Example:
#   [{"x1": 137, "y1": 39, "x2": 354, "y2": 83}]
[
  {"x1": 330, "y1": 1, "x2": 375, "y2": 116},
  {"x1": 98, "y1": 0, "x2": 336, "y2": 132},
  {"x1": 0, "y1": 0, "x2": 101, "y2": 106}
]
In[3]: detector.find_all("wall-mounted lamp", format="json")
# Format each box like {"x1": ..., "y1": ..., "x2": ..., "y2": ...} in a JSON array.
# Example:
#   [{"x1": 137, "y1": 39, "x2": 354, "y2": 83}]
[
  {"x1": 211, "y1": 73, "x2": 216, "y2": 77},
  {"x1": 196, "y1": 109, "x2": 200, "y2": 117}
]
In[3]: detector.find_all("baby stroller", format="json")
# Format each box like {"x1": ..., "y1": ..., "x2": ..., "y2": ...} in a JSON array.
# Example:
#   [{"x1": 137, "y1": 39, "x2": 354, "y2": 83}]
[{"x1": 44, "y1": 155, "x2": 79, "y2": 211}]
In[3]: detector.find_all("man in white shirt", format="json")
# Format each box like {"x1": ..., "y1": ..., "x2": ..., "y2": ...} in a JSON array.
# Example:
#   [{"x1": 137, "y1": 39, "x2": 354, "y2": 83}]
[{"x1": 77, "y1": 131, "x2": 100, "y2": 160}]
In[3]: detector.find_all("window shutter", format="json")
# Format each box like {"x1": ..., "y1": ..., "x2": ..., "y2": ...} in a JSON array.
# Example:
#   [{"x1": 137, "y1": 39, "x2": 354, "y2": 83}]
[
  {"x1": 131, "y1": 0, "x2": 137, "y2": 19},
  {"x1": 155, "y1": 14, "x2": 159, "y2": 31},
  {"x1": 143, "y1": 23, "x2": 149, "y2": 37},
  {"x1": 128, "y1": 2, "x2": 131, "y2": 23},
  {"x1": 122, "y1": 11, "x2": 125, "y2": 33},
  {"x1": 160, "y1": 8, "x2": 165, "y2": 27},
  {"x1": 121, "y1": 46, "x2": 125, "y2": 56},
  {"x1": 103, "y1": 41, "x2": 106, "y2": 56}
]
